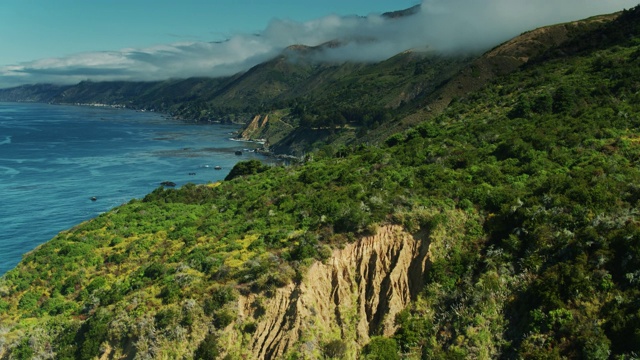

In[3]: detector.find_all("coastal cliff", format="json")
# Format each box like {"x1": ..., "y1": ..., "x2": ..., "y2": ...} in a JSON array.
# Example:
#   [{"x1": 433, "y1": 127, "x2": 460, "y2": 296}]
[{"x1": 227, "y1": 225, "x2": 429, "y2": 359}]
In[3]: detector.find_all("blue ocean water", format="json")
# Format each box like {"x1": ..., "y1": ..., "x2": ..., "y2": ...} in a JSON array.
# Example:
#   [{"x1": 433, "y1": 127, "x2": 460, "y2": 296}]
[{"x1": 0, "y1": 102, "x2": 264, "y2": 275}]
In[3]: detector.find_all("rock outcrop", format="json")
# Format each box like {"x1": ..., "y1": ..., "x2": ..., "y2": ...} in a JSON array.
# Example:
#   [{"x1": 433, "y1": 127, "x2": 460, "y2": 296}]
[
  {"x1": 240, "y1": 115, "x2": 268, "y2": 140},
  {"x1": 228, "y1": 225, "x2": 430, "y2": 359}
]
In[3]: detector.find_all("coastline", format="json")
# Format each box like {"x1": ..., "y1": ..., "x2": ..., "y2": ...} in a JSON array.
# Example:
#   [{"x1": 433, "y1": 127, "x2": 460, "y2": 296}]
[{"x1": 0, "y1": 102, "x2": 267, "y2": 275}]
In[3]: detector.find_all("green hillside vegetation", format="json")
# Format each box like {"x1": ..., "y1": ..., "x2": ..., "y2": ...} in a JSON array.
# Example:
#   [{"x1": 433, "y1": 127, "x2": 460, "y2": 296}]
[{"x1": 2, "y1": 6, "x2": 640, "y2": 359}]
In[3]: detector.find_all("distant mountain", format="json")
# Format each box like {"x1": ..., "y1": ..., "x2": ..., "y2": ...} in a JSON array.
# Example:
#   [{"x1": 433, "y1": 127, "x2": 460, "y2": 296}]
[
  {"x1": 382, "y1": 4, "x2": 421, "y2": 19},
  {"x1": 0, "y1": 41, "x2": 473, "y2": 155},
  {"x1": 0, "y1": 83, "x2": 71, "y2": 103}
]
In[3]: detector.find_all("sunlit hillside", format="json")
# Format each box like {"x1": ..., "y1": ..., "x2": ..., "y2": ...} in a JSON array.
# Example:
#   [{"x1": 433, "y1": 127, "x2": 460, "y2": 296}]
[{"x1": 2, "y1": 5, "x2": 640, "y2": 359}]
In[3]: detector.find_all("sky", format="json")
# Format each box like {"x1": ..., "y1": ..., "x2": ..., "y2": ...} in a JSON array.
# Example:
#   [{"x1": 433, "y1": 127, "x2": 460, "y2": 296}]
[{"x1": 0, "y1": 0, "x2": 638, "y2": 88}]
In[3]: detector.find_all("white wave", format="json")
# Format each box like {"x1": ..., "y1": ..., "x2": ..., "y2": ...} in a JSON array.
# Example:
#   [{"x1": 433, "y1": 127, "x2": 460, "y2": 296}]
[
  {"x1": 0, "y1": 165, "x2": 19, "y2": 175},
  {"x1": 0, "y1": 136, "x2": 11, "y2": 145},
  {"x1": 0, "y1": 158, "x2": 47, "y2": 164}
]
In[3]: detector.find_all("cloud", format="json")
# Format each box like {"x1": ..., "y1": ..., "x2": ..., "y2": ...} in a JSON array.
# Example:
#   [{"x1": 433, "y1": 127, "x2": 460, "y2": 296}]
[
  {"x1": 312, "y1": 0, "x2": 639, "y2": 61},
  {"x1": 413, "y1": 0, "x2": 639, "y2": 52},
  {"x1": 1, "y1": 0, "x2": 637, "y2": 88}
]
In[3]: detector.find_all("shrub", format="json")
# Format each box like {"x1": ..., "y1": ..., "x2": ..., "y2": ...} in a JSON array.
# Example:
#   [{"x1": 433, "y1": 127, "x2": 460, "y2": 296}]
[
  {"x1": 323, "y1": 339, "x2": 347, "y2": 359},
  {"x1": 213, "y1": 308, "x2": 235, "y2": 329},
  {"x1": 76, "y1": 310, "x2": 111, "y2": 360},
  {"x1": 143, "y1": 262, "x2": 166, "y2": 279},
  {"x1": 11, "y1": 337, "x2": 34, "y2": 360},
  {"x1": 194, "y1": 333, "x2": 220, "y2": 360},
  {"x1": 225, "y1": 160, "x2": 270, "y2": 181},
  {"x1": 243, "y1": 321, "x2": 257, "y2": 334},
  {"x1": 61, "y1": 274, "x2": 82, "y2": 295},
  {"x1": 0, "y1": 299, "x2": 9, "y2": 313},
  {"x1": 361, "y1": 337, "x2": 400, "y2": 360},
  {"x1": 18, "y1": 290, "x2": 41, "y2": 314},
  {"x1": 385, "y1": 133, "x2": 405, "y2": 147},
  {"x1": 204, "y1": 286, "x2": 236, "y2": 315},
  {"x1": 159, "y1": 281, "x2": 182, "y2": 304},
  {"x1": 85, "y1": 276, "x2": 107, "y2": 294},
  {"x1": 155, "y1": 306, "x2": 180, "y2": 330}
]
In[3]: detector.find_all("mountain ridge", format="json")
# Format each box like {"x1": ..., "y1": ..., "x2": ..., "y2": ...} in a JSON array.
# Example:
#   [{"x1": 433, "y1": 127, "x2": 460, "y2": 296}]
[{"x1": 0, "y1": 10, "x2": 621, "y2": 156}]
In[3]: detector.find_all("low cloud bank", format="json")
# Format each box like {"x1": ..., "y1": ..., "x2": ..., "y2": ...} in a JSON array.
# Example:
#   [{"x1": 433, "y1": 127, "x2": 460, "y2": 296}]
[{"x1": 1, "y1": 0, "x2": 637, "y2": 88}]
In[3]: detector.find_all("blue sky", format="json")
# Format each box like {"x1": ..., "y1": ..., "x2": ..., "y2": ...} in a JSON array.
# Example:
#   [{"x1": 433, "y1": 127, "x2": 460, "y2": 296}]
[
  {"x1": 0, "y1": 0, "x2": 637, "y2": 88},
  {"x1": 0, "y1": 0, "x2": 417, "y2": 66}
]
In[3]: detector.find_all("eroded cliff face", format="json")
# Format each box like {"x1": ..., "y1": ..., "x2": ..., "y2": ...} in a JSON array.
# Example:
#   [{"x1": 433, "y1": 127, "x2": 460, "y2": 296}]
[
  {"x1": 240, "y1": 114, "x2": 269, "y2": 140},
  {"x1": 226, "y1": 225, "x2": 430, "y2": 359}
]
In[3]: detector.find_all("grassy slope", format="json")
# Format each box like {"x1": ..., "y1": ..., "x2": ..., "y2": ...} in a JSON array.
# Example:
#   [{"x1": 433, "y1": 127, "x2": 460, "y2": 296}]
[{"x1": 2, "y1": 6, "x2": 640, "y2": 359}]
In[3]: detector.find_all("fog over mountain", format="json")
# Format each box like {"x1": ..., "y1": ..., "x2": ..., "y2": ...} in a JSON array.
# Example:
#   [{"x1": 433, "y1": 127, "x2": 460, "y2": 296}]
[{"x1": 0, "y1": 0, "x2": 637, "y2": 88}]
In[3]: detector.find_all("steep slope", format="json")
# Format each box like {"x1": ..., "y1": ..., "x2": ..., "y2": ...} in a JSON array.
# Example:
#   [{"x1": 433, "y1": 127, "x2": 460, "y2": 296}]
[
  {"x1": 2, "y1": 6, "x2": 640, "y2": 359},
  {"x1": 357, "y1": 12, "x2": 620, "y2": 145},
  {"x1": 0, "y1": 10, "x2": 624, "y2": 156},
  {"x1": 231, "y1": 225, "x2": 432, "y2": 359},
  {"x1": 234, "y1": 50, "x2": 473, "y2": 155},
  {"x1": 0, "y1": 47, "x2": 470, "y2": 129}
]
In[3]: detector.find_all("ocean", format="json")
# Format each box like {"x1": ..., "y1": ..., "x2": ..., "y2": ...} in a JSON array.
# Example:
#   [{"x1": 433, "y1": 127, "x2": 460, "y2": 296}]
[{"x1": 0, "y1": 102, "x2": 264, "y2": 275}]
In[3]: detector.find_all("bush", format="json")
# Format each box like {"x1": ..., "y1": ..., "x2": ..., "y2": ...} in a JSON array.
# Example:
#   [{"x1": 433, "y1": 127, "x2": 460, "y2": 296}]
[
  {"x1": 243, "y1": 321, "x2": 257, "y2": 334},
  {"x1": 0, "y1": 299, "x2": 9, "y2": 313},
  {"x1": 61, "y1": 274, "x2": 82, "y2": 295},
  {"x1": 155, "y1": 307, "x2": 180, "y2": 330},
  {"x1": 204, "y1": 286, "x2": 236, "y2": 315},
  {"x1": 143, "y1": 262, "x2": 166, "y2": 279},
  {"x1": 213, "y1": 308, "x2": 235, "y2": 329},
  {"x1": 85, "y1": 276, "x2": 107, "y2": 294},
  {"x1": 76, "y1": 310, "x2": 111, "y2": 360},
  {"x1": 361, "y1": 337, "x2": 400, "y2": 360},
  {"x1": 194, "y1": 333, "x2": 220, "y2": 360},
  {"x1": 225, "y1": 160, "x2": 270, "y2": 181},
  {"x1": 11, "y1": 337, "x2": 34, "y2": 360},
  {"x1": 159, "y1": 281, "x2": 182, "y2": 304},
  {"x1": 17, "y1": 290, "x2": 41, "y2": 314},
  {"x1": 323, "y1": 339, "x2": 347, "y2": 359}
]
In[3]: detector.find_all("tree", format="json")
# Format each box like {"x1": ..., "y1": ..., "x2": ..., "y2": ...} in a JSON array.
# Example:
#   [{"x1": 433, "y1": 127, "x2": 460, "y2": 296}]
[
  {"x1": 361, "y1": 337, "x2": 400, "y2": 360},
  {"x1": 553, "y1": 86, "x2": 575, "y2": 114},
  {"x1": 508, "y1": 94, "x2": 532, "y2": 119},
  {"x1": 224, "y1": 160, "x2": 270, "y2": 181},
  {"x1": 194, "y1": 333, "x2": 220, "y2": 359},
  {"x1": 533, "y1": 92, "x2": 553, "y2": 114},
  {"x1": 323, "y1": 339, "x2": 347, "y2": 359}
]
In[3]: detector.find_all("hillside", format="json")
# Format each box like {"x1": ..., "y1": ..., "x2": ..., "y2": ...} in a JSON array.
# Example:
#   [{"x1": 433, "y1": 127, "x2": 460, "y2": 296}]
[
  {"x1": 0, "y1": 47, "x2": 474, "y2": 152},
  {"x1": 0, "y1": 11, "x2": 620, "y2": 157},
  {"x1": 354, "y1": 11, "x2": 620, "y2": 146},
  {"x1": 2, "y1": 5, "x2": 640, "y2": 359}
]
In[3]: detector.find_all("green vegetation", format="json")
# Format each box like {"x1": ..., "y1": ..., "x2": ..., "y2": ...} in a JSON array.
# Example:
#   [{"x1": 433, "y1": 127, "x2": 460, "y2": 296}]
[
  {"x1": 361, "y1": 337, "x2": 400, "y2": 360},
  {"x1": 224, "y1": 159, "x2": 271, "y2": 181},
  {"x1": 2, "y1": 6, "x2": 640, "y2": 359}
]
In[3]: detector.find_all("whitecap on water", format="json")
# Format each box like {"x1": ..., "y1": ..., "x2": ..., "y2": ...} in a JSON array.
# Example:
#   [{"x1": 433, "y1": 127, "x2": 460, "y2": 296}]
[
  {"x1": 0, "y1": 136, "x2": 11, "y2": 145},
  {"x1": 0, "y1": 158, "x2": 47, "y2": 164},
  {"x1": 0, "y1": 165, "x2": 19, "y2": 175},
  {"x1": 20, "y1": 166, "x2": 56, "y2": 174}
]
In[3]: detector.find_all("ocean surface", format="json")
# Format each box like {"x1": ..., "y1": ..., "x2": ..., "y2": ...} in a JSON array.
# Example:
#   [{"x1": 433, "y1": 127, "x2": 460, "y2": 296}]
[{"x1": 0, "y1": 102, "x2": 265, "y2": 275}]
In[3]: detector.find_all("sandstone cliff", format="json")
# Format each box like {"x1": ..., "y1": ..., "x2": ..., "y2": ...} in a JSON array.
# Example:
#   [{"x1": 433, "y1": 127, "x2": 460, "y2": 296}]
[
  {"x1": 240, "y1": 114, "x2": 269, "y2": 140},
  {"x1": 237, "y1": 112, "x2": 296, "y2": 150},
  {"x1": 223, "y1": 225, "x2": 430, "y2": 359}
]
